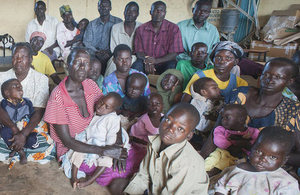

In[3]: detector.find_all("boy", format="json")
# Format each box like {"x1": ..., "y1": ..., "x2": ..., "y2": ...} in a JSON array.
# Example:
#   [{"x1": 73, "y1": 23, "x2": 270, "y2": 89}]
[
  {"x1": 29, "y1": 31, "x2": 61, "y2": 85},
  {"x1": 124, "y1": 103, "x2": 209, "y2": 195},
  {"x1": 87, "y1": 56, "x2": 104, "y2": 90},
  {"x1": 176, "y1": 42, "x2": 213, "y2": 88},
  {"x1": 0, "y1": 79, "x2": 39, "y2": 164}
]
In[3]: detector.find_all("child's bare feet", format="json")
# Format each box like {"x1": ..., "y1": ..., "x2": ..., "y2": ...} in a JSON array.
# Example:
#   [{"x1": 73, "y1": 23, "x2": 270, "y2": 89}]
[
  {"x1": 9, "y1": 150, "x2": 16, "y2": 157},
  {"x1": 77, "y1": 175, "x2": 94, "y2": 189},
  {"x1": 19, "y1": 150, "x2": 27, "y2": 164}
]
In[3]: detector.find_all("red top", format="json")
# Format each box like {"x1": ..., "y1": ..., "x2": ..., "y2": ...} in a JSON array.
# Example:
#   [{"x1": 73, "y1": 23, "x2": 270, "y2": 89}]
[{"x1": 44, "y1": 77, "x2": 102, "y2": 159}]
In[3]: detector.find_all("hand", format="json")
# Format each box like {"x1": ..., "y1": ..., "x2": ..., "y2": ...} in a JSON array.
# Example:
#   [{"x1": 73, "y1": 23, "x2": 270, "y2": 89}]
[
  {"x1": 171, "y1": 80, "x2": 179, "y2": 92},
  {"x1": 144, "y1": 56, "x2": 156, "y2": 66},
  {"x1": 96, "y1": 50, "x2": 110, "y2": 59},
  {"x1": 102, "y1": 145, "x2": 128, "y2": 160},
  {"x1": 113, "y1": 158, "x2": 127, "y2": 173},
  {"x1": 9, "y1": 132, "x2": 26, "y2": 152},
  {"x1": 65, "y1": 40, "x2": 73, "y2": 48}
]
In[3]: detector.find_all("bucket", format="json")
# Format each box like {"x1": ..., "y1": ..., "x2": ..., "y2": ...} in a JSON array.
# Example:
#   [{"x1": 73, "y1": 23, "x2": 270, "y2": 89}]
[{"x1": 220, "y1": 9, "x2": 240, "y2": 33}]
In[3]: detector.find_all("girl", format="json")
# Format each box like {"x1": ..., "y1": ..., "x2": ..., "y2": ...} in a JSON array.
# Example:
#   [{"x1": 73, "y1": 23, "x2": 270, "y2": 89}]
[{"x1": 214, "y1": 126, "x2": 299, "y2": 195}]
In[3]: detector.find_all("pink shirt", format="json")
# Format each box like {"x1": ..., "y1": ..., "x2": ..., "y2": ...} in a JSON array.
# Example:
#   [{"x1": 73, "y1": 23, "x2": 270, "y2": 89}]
[
  {"x1": 130, "y1": 113, "x2": 160, "y2": 143},
  {"x1": 213, "y1": 126, "x2": 260, "y2": 150},
  {"x1": 44, "y1": 77, "x2": 102, "y2": 159}
]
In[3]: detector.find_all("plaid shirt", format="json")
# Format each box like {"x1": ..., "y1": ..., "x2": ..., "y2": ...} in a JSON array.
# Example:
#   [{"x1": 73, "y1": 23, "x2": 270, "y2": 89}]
[{"x1": 134, "y1": 19, "x2": 184, "y2": 58}]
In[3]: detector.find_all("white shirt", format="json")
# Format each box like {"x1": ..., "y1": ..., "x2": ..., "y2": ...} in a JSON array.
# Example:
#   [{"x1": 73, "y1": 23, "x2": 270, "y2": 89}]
[
  {"x1": 0, "y1": 68, "x2": 49, "y2": 108},
  {"x1": 25, "y1": 15, "x2": 60, "y2": 56},
  {"x1": 56, "y1": 22, "x2": 77, "y2": 61}
]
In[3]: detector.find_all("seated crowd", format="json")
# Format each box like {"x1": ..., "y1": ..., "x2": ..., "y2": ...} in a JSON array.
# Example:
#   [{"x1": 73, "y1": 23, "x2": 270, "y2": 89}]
[{"x1": 0, "y1": 0, "x2": 300, "y2": 194}]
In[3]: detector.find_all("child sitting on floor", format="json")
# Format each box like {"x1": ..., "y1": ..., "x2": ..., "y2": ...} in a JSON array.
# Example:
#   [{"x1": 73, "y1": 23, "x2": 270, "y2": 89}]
[
  {"x1": 61, "y1": 92, "x2": 130, "y2": 189},
  {"x1": 214, "y1": 126, "x2": 299, "y2": 195},
  {"x1": 124, "y1": 103, "x2": 209, "y2": 194},
  {"x1": 120, "y1": 73, "x2": 148, "y2": 131},
  {"x1": 156, "y1": 69, "x2": 184, "y2": 113},
  {"x1": 87, "y1": 55, "x2": 104, "y2": 90},
  {"x1": 0, "y1": 79, "x2": 38, "y2": 164},
  {"x1": 205, "y1": 104, "x2": 260, "y2": 177}
]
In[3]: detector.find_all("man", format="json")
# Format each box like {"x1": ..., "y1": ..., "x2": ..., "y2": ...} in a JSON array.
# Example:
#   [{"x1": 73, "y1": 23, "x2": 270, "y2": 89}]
[
  {"x1": 132, "y1": 1, "x2": 184, "y2": 75},
  {"x1": 25, "y1": 1, "x2": 59, "y2": 61},
  {"x1": 177, "y1": 0, "x2": 219, "y2": 60},
  {"x1": 83, "y1": 0, "x2": 122, "y2": 71},
  {"x1": 105, "y1": 1, "x2": 142, "y2": 77}
]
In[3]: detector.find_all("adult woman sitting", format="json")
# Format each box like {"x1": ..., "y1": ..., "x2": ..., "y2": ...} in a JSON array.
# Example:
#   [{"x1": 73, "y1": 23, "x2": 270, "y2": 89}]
[
  {"x1": 0, "y1": 42, "x2": 54, "y2": 163},
  {"x1": 182, "y1": 41, "x2": 248, "y2": 103},
  {"x1": 201, "y1": 58, "x2": 300, "y2": 169}
]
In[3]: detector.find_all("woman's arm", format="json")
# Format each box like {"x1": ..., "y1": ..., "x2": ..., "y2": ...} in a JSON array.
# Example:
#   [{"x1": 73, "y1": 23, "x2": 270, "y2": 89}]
[{"x1": 54, "y1": 124, "x2": 128, "y2": 160}]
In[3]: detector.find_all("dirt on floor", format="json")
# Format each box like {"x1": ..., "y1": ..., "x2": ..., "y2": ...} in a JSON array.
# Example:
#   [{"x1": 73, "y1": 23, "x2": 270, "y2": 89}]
[{"x1": 0, "y1": 161, "x2": 111, "y2": 195}]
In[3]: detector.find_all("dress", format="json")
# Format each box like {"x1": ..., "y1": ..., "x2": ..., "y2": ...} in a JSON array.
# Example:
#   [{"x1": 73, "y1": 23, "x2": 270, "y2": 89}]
[
  {"x1": 32, "y1": 51, "x2": 56, "y2": 76},
  {"x1": 177, "y1": 19, "x2": 219, "y2": 60},
  {"x1": 124, "y1": 135, "x2": 209, "y2": 195},
  {"x1": 102, "y1": 68, "x2": 151, "y2": 98},
  {"x1": 214, "y1": 166, "x2": 300, "y2": 195}
]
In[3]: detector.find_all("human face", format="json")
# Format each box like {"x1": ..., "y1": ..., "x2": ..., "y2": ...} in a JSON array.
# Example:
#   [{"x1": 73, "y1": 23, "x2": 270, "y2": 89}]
[
  {"x1": 12, "y1": 47, "x2": 32, "y2": 76},
  {"x1": 124, "y1": 4, "x2": 139, "y2": 23},
  {"x1": 30, "y1": 36, "x2": 45, "y2": 53},
  {"x1": 150, "y1": 4, "x2": 166, "y2": 22},
  {"x1": 98, "y1": 0, "x2": 111, "y2": 17},
  {"x1": 62, "y1": 12, "x2": 73, "y2": 24},
  {"x1": 213, "y1": 50, "x2": 238, "y2": 75},
  {"x1": 126, "y1": 79, "x2": 145, "y2": 98},
  {"x1": 191, "y1": 45, "x2": 208, "y2": 67},
  {"x1": 95, "y1": 95, "x2": 117, "y2": 116},
  {"x1": 193, "y1": 3, "x2": 211, "y2": 24},
  {"x1": 68, "y1": 51, "x2": 90, "y2": 83},
  {"x1": 249, "y1": 141, "x2": 287, "y2": 172},
  {"x1": 159, "y1": 109, "x2": 193, "y2": 146},
  {"x1": 221, "y1": 108, "x2": 241, "y2": 131},
  {"x1": 114, "y1": 50, "x2": 132, "y2": 73},
  {"x1": 6, "y1": 80, "x2": 23, "y2": 102},
  {"x1": 161, "y1": 74, "x2": 178, "y2": 91},
  {"x1": 87, "y1": 60, "x2": 102, "y2": 82},
  {"x1": 77, "y1": 20, "x2": 88, "y2": 31},
  {"x1": 148, "y1": 95, "x2": 163, "y2": 116},
  {"x1": 260, "y1": 62, "x2": 292, "y2": 94},
  {"x1": 203, "y1": 80, "x2": 221, "y2": 100},
  {"x1": 35, "y1": 3, "x2": 46, "y2": 18}
]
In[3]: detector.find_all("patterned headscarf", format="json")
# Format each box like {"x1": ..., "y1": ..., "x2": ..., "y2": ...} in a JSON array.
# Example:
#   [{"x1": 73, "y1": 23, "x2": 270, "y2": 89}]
[
  {"x1": 30, "y1": 31, "x2": 46, "y2": 41},
  {"x1": 210, "y1": 41, "x2": 244, "y2": 61},
  {"x1": 59, "y1": 5, "x2": 72, "y2": 16}
]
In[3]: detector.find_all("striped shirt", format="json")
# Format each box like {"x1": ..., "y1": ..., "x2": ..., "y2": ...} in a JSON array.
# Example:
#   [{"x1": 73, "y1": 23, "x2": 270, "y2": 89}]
[
  {"x1": 134, "y1": 19, "x2": 184, "y2": 58},
  {"x1": 44, "y1": 77, "x2": 102, "y2": 159}
]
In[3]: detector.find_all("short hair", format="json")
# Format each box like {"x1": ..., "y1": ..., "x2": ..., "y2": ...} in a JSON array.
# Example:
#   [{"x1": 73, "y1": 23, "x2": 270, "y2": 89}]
[
  {"x1": 168, "y1": 103, "x2": 200, "y2": 130},
  {"x1": 223, "y1": 104, "x2": 248, "y2": 123},
  {"x1": 67, "y1": 47, "x2": 90, "y2": 66},
  {"x1": 151, "y1": 1, "x2": 166, "y2": 13},
  {"x1": 126, "y1": 73, "x2": 147, "y2": 89},
  {"x1": 78, "y1": 18, "x2": 89, "y2": 25},
  {"x1": 194, "y1": 0, "x2": 213, "y2": 9},
  {"x1": 1, "y1": 78, "x2": 19, "y2": 99},
  {"x1": 34, "y1": 1, "x2": 46, "y2": 10},
  {"x1": 193, "y1": 77, "x2": 215, "y2": 94},
  {"x1": 125, "y1": 1, "x2": 139, "y2": 13},
  {"x1": 254, "y1": 126, "x2": 295, "y2": 155},
  {"x1": 191, "y1": 42, "x2": 208, "y2": 52},
  {"x1": 149, "y1": 92, "x2": 163, "y2": 104},
  {"x1": 12, "y1": 42, "x2": 33, "y2": 57},
  {"x1": 113, "y1": 44, "x2": 132, "y2": 59},
  {"x1": 98, "y1": 0, "x2": 111, "y2": 6},
  {"x1": 266, "y1": 57, "x2": 299, "y2": 78},
  {"x1": 105, "y1": 92, "x2": 123, "y2": 110}
]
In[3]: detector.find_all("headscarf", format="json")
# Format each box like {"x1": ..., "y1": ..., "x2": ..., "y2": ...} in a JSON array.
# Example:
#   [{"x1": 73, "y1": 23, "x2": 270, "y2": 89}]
[
  {"x1": 210, "y1": 41, "x2": 244, "y2": 61},
  {"x1": 30, "y1": 31, "x2": 46, "y2": 41},
  {"x1": 59, "y1": 5, "x2": 72, "y2": 16}
]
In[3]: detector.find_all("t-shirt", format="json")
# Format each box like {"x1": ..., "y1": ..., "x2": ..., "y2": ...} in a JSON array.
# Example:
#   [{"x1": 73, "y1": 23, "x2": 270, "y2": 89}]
[{"x1": 32, "y1": 51, "x2": 56, "y2": 76}]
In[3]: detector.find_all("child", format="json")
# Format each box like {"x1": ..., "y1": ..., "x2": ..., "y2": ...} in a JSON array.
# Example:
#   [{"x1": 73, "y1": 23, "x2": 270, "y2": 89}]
[
  {"x1": 66, "y1": 18, "x2": 89, "y2": 49},
  {"x1": 120, "y1": 73, "x2": 148, "y2": 131},
  {"x1": 0, "y1": 79, "x2": 39, "y2": 164},
  {"x1": 156, "y1": 69, "x2": 184, "y2": 113},
  {"x1": 214, "y1": 126, "x2": 299, "y2": 195},
  {"x1": 205, "y1": 104, "x2": 260, "y2": 176},
  {"x1": 87, "y1": 56, "x2": 104, "y2": 90},
  {"x1": 62, "y1": 92, "x2": 129, "y2": 189},
  {"x1": 124, "y1": 103, "x2": 209, "y2": 195}
]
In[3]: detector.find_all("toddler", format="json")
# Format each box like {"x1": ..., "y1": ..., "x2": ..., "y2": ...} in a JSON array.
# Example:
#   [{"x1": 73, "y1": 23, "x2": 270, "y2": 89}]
[
  {"x1": 156, "y1": 69, "x2": 183, "y2": 113},
  {"x1": 205, "y1": 104, "x2": 260, "y2": 176},
  {"x1": 214, "y1": 126, "x2": 299, "y2": 195},
  {"x1": 87, "y1": 56, "x2": 104, "y2": 90},
  {"x1": 0, "y1": 79, "x2": 38, "y2": 164},
  {"x1": 62, "y1": 92, "x2": 130, "y2": 189},
  {"x1": 67, "y1": 18, "x2": 89, "y2": 48}
]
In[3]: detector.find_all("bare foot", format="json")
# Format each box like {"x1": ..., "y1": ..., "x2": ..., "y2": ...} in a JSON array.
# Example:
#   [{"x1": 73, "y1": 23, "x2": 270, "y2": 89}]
[
  {"x1": 19, "y1": 150, "x2": 27, "y2": 165},
  {"x1": 71, "y1": 177, "x2": 80, "y2": 189},
  {"x1": 77, "y1": 176, "x2": 94, "y2": 189},
  {"x1": 9, "y1": 150, "x2": 16, "y2": 157}
]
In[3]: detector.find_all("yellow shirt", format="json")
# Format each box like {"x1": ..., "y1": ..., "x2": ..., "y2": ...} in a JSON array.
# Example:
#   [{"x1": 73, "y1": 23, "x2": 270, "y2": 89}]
[
  {"x1": 183, "y1": 69, "x2": 248, "y2": 95},
  {"x1": 32, "y1": 51, "x2": 56, "y2": 76}
]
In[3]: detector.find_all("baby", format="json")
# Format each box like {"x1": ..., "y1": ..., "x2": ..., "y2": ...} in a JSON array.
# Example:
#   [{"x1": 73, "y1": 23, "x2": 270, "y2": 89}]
[
  {"x1": 214, "y1": 126, "x2": 299, "y2": 195},
  {"x1": 205, "y1": 104, "x2": 260, "y2": 176},
  {"x1": 0, "y1": 79, "x2": 38, "y2": 164},
  {"x1": 156, "y1": 69, "x2": 184, "y2": 113},
  {"x1": 66, "y1": 18, "x2": 89, "y2": 48},
  {"x1": 87, "y1": 55, "x2": 103, "y2": 90},
  {"x1": 63, "y1": 92, "x2": 129, "y2": 189}
]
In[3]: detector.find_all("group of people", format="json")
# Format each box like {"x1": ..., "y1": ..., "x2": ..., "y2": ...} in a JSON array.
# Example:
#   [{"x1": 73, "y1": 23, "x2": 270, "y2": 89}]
[{"x1": 0, "y1": 0, "x2": 299, "y2": 194}]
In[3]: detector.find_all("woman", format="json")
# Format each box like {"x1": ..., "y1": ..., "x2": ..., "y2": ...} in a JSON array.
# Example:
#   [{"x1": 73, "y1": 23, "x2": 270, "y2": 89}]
[
  {"x1": 0, "y1": 42, "x2": 54, "y2": 164},
  {"x1": 182, "y1": 41, "x2": 248, "y2": 103}
]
